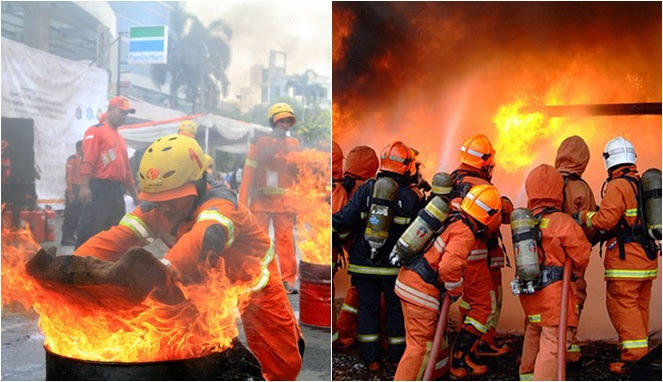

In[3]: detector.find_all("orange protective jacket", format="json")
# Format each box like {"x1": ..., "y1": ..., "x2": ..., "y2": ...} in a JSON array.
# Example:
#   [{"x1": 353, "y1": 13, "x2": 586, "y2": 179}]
[
  {"x1": 519, "y1": 165, "x2": 591, "y2": 327},
  {"x1": 239, "y1": 133, "x2": 300, "y2": 213},
  {"x1": 395, "y1": 217, "x2": 484, "y2": 313},
  {"x1": 75, "y1": 186, "x2": 303, "y2": 380},
  {"x1": 555, "y1": 136, "x2": 597, "y2": 214},
  {"x1": 449, "y1": 164, "x2": 506, "y2": 269},
  {"x1": 80, "y1": 122, "x2": 134, "y2": 191},
  {"x1": 580, "y1": 165, "x2": 658, "y2": 281}
]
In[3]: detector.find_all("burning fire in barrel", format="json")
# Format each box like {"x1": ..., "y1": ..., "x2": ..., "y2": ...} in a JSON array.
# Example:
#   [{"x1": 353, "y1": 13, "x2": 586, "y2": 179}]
[
  {"x1": 1, "y1": 207, "x2": 263, "y2": 380},
  {"x1": 285, "y1": 148, "x2": 332, "y2": 328}
]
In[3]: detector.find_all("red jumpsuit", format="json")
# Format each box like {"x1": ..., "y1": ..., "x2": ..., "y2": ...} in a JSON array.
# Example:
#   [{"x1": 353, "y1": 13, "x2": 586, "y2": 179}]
[
  {"x1": 518, "y1": 164, "x2": 591, "y2": 381},
  {"x1": 332, "y1": 145, "x2": 379, "y2": 348},
  {"x1": 579, "y1": 165, "x2": 658, "y2": 365},
  {"x1": 239, "y1": 134, "x2": 300, "y2": 285},
  {"x1": 394, "y1": 216, "x2": 490, "y2": 380},
  {"x1": 75, "y1": 187, "x2": 304, "y2": 380},
  {"x1": 554, "y1": 135, "x2": 597, "y2": 362}
]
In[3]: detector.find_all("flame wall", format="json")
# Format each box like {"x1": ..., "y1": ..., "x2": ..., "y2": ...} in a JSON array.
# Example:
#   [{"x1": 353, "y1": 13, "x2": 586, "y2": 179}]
[{"x1": 333, "y1": 2, "x2": 661, "y2": 340}]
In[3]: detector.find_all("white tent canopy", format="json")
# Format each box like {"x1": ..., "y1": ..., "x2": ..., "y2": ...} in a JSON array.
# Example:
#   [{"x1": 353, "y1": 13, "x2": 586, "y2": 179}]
[{"x1": 118, "y1": 113, "x2": 271, "y2": 154}]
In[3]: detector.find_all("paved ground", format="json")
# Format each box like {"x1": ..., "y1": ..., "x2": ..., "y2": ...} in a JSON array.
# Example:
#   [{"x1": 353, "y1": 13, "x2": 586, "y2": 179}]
[{"x1": 1, "y1": 212, "x2": 330, "y2": 380}]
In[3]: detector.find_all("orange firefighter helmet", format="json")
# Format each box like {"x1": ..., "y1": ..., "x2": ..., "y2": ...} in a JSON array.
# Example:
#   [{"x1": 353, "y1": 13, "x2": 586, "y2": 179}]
[
  {"x1": 380, "y1": 141, "x2": 416, "y2": 176},
  {"x1": 460, "y1": 134, "x2": 495, "y2": 174},
  {"x1": 461, "y1": 184, "x2": 502, "y2": 229}
]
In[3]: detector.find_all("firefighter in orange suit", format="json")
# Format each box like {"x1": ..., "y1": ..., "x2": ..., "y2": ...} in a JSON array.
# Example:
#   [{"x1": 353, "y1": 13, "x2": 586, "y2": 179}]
[
  {"x1": 517, "y1": 164, "x2": 591, "y2": 381},
  {"x1": 448, "y1": 134, "x2": 511, "y2": 357},
  {"x1": 75, "y1": 134, "x2": 304, "y2": 381},
  {"x1": 239, "y1": 103, "x2": 300, "y2": 293},
  {"x1": 554, "y1": 135, "x2": 598, "y2": 364},
  {"x1": 332, "y1": 144, "x2": 380, "y2": 348},
  {"x1": 394, "y1": 184, "x2": 502, "y2": 380},
  {"x1": 577, "y1": 136, "x2": 659, "y2": 374}
]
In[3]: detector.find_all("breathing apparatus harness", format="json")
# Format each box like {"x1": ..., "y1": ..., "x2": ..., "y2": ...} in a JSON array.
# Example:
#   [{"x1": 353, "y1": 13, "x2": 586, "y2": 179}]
[{"x1": 599, "y1": 168, "x2": 660, "y2": 261}]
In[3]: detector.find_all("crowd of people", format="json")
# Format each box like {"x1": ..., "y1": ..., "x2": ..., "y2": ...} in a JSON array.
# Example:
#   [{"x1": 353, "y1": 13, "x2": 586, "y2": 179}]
[{"x1": 332, "y1": 134, "x2": 659, "y2": 380}]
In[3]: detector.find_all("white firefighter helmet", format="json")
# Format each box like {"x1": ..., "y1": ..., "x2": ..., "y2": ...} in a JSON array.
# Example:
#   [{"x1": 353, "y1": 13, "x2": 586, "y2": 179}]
[{"x1": 603, "y1": 136, "x2": 636, "y2": 170}]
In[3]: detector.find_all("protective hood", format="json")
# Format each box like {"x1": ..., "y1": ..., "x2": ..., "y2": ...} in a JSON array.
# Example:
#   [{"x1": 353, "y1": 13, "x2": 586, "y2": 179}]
[
  {"x1": 332, "y1": 141, "x2": 344, "y2": 180},
  {"x1": 345, "y1": 145, "x2": 379, "y2": 181},
  {"x1": 526, "y1": 164, "x2": 564, "y2": 210},
  {"x1": 555, "y1": 135, "x2": 590, "y2": 176}
]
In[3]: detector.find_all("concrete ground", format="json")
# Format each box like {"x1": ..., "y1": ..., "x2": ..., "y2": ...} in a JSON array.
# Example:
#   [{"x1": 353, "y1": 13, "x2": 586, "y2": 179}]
[{"x1": 1, "y1": 211, "x2": 330, "y2": 380}]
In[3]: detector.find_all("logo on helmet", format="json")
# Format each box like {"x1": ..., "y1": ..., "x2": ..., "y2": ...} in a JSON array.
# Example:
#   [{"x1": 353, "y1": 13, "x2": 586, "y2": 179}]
[
  {"x1": 146, "y1": 168, "x2": 160, "y2": 180},
  {"x1": 189, "y1": 148, "x2": 203, "y2": 169}
]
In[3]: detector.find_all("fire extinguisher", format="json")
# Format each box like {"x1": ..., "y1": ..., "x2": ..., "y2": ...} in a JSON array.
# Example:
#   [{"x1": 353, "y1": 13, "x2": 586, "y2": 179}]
[
  {"x1": 44, "y1": 205, "x2": 56, "y2": 242},
  {"x1": 19, "y1": 209, "x2": 32, "y2": 230},
  {"x1": 31, "y1": 208, "x2": 46, "y2": 242}
]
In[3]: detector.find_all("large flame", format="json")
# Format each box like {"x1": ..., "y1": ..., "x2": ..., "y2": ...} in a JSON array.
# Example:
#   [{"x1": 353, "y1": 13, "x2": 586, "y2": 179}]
[
  {"x1": 1, "y1": 208, "x2": 255, "y2": 362},
  {"x1": 285, "y1": 148, "x2": 331, "y2": 265},
  {"x1": 333, "y1": 2, "x2": 661, "y2": 206}
]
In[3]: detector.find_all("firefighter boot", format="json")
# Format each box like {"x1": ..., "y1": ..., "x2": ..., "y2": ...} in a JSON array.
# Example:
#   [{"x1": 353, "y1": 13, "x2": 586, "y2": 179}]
[
  {"x1": 475, "y1": 330, "x2": 509, "y2": 357},
  {"x1": 609, "y1": 361, "x2": 633, "y2": 375},
  {"x1": 450, "y1": 329, "x2": 487, "y2": 379}
]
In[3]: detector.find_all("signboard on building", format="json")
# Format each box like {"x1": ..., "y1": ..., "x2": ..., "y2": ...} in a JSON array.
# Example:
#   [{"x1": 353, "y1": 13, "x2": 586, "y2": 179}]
[{"x1": 128, "y1": 25, "x2": 168, "y2": 64}]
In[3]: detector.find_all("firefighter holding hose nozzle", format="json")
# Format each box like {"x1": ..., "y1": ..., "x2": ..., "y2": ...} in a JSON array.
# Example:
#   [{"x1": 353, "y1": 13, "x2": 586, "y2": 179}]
[
  {"x1": 394, "y1": 184, "x2": 503, "y2": 380},
  {"x1": 575, "y1": 136, "x2": 661, "y2": 375},
  {"x1": 514, "y1": 164, "x2": 591, "y2": 381}
]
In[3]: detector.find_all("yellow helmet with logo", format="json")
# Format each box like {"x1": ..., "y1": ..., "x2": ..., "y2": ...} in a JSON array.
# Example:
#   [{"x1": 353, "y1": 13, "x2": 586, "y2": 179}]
[
  {"x1": 138, "y1": 134, "x2": 206, "y2": 202},
  {"x1": 177, "y1": 120, "x2": 198, "y2": 138},
  {"x1": 267, "y1": 102, "x2": 296, "y2": 126}
]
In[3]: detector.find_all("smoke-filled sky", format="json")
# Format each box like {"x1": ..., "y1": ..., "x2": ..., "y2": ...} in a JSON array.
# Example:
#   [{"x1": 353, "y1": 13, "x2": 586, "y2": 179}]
[
  {"x1": 333, "y1": 1, "x2": 661, "y2": 205},
  {"x1": 186, "y1": 0, "x2": 331, "y2": 101}
]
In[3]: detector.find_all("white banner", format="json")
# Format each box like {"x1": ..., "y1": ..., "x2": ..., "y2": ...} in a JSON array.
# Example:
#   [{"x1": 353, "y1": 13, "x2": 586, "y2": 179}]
[{"x1": 1, "y1": 37, "x2": 109, "y2": 209}]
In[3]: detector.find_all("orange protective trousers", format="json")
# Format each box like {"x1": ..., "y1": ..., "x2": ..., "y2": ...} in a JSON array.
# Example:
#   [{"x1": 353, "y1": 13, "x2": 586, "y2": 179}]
[
  {"x1": 519, "y1": 324, "x2": 572, "y2": 381},
  {"x1": 254, "y1": 211, "x2": 298, "y2": 284},
  {"x1": 606, "y1": 279, "x2": 652, "y2": 361},
  {"x1": 394, "y1": 300, "x2": 450, "y2": 381},
  {"x1": 241, "y1": 260, "x2": 304, "y2": 380}
]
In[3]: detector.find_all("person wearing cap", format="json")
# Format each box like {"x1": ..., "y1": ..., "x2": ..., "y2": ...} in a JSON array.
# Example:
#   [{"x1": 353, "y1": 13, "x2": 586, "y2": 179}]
[
  {"x1": 177, "y1": 120, "x2": 198, "y2": 138},
  {"x1": 239, "y1": 102, "x2": 301, "y2": 294},
  {"x1": 74, "y1": 134, "x2": 305, "y2": 380},
  {"x1": 75, "y1": 96, "x2": 139, "y2": 248}
]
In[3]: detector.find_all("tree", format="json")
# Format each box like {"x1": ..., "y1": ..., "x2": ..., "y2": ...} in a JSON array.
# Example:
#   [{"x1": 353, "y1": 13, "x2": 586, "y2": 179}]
[
  {"x1": 285, "y1": 70, "x2": 328, "y2": 108},
  {"x1": 150, "y1": 4, "x2": 232, "y2": 113}
]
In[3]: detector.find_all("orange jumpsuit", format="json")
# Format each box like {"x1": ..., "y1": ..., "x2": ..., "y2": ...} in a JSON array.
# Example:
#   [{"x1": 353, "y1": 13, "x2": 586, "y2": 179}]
[
  {"x1": 449, "y1": 164, "x2": 505, "y2": 348},
  {"x1": 394, "y1": 216, "x2": 490, "y2": 380},
  {"x1": 518, "y1": 164, "x2": 591, "y2": 381},
  {"x1": 75, "y1": 186, "x2": 304, "y2": 380},
  {"x1": 579, "y1": 165, "x2": 658, "y2": 363},
  {"x1": 554, "y1": 135, "x2": 597, "y2": 362},
  {"x1": 332, "y1": 145, "x2": 379, "y2": 348},
  {"x1": 239, "y1": 133, "x2": 300, "y2": 285}
]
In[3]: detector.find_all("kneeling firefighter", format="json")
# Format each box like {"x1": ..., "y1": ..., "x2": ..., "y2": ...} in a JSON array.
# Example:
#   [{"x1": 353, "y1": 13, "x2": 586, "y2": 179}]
[
  {"x1": 333, "y1": 141, "x2": 424, "y2": 372},
  {"x1": 514, "y1": 164, "x2": 591, "y2": 381},
  {"x1": 394, "y1": 184, "x2": 503, "y2": 380},
  {"x1": 75, "y1": 134, "x2": 304, "y2": 381},
  {"x1": 576, "y1": 136, "x2": 661, "y2": 374}
]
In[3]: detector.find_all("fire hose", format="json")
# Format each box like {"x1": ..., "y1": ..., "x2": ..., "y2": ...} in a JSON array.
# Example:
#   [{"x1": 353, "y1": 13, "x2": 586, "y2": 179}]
[
  {"x1": 557, "y1": 258, "x2": 572, "y2": 381},
  {"x1": 423, "y1": 294, "x2": 451, "y2": 381}
]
